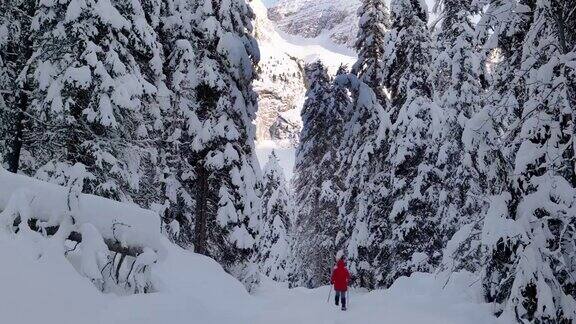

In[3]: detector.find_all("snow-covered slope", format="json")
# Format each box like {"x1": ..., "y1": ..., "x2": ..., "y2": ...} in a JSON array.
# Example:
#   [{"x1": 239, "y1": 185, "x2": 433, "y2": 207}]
[
  {"x1": 0, "y1": 232, "x2": 257, "y2": 324},
  {"x1": 268, "y1": 0, "x2": 360, "y2": 49}
]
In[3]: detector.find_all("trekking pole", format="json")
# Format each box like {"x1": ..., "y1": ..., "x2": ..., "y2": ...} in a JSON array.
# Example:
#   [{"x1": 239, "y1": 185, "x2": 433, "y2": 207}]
[{"x1": 327, "y1": 286, "x2": 332, "y2": 303}]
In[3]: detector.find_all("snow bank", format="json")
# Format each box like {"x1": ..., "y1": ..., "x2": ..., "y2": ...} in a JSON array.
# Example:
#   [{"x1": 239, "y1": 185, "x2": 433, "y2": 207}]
[
  {"x1": 0, "y1": 170, "x2": 255, "y2": 323},
  {"x1": 0, "y1": 229, "x2": 256, "y2": 324},
  {"x1": 0, "y1": 167, "x2": 163, "y2": 255},
  {"x1": 100, "y1": 237, "x2": 256, "y2": 324},
  {"x1": 0, "y1": 232, "x2": 108, "y2": 324}
]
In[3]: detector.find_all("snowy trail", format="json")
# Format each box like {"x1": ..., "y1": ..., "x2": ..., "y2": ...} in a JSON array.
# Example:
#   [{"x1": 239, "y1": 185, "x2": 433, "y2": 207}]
[
  {"x1": 0, "y1": 223, "x2": 500, "y2": 324},
  {"x1": 250, "y1": 275, "x2": 499, "y2": 324}
]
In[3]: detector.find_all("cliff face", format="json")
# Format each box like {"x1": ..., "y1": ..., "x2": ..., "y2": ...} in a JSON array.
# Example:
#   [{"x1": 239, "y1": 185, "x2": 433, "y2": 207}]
[
  {"x1": 252, "y1": 0, "x2": 357, "y2": 148},
  {"x1": 268, "y1": 0, "x2": 360, "y2": 49},
  {"x1": 253, "y1": 0, "x2": 306, "y2": 147}
]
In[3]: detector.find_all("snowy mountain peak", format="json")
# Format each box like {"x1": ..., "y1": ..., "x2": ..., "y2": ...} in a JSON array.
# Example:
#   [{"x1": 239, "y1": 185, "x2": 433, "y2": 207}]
[{"x1": 268, "y1": 0, "x2": 361, "y2": 49}]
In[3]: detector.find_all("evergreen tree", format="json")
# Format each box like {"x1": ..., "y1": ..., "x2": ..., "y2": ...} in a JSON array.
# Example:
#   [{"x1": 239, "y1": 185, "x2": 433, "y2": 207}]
[
  {"x1": 335, "y1": 71, "x2": 390, "y2": 289},
  {"x1": 478, "y1": 0, "x2": 576, "y2": 321},
  {"x1": 291, "y1": 61, "x2": 332, "y2": 287},
  {"x1": 337, "y1": 0, "x2": 394, "y2": 289},
  {"x1": 0, "y1": 0, "x2": 35, "y2": 172},
  {"x1": 442, "y1": 0, "x2": 535, "y2": 275},
  {"x1": 158, "y1": 0, "x2": 199, "y2": 246},
  {"x1": 291, "y1": 61, "x2": 345, "y2": 287},
  {"x1": 352, "y1": 0, "x2": 390, "y2": 106},
  {"x1": 24, "y1": 0, "x2": 164, "y2": 203},
  {"x1": 341, "y1": 0, "x2": 391, "y2": 288},
  {"x1": 431, "y1": 0, "x2": 485, "y2": 269},
  {"x1": 380, "y1": 0, "x2": 443, "y2": 287},
  {"x1": 256, "y1": 151, "x2": 292, "y2": 282},
  {"x1": 186, "y1": 0, "x2": 262, "y2": 289}
]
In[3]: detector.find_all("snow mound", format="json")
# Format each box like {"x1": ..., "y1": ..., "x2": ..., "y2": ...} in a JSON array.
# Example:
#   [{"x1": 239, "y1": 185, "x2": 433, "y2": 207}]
[
  {"x1": 0, "y1": 169, "x2": 255, "y2": 323},
  {"x1": 0, "y1": 167, "x2": 163, "y2": 255},
  {"x1": 0, "y1": 228, "x2": 256, "y2": 324}
]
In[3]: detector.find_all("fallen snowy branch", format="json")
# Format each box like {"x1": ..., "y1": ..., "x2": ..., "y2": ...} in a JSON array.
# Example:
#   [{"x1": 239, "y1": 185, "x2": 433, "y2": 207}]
[
  {"x1": 0, "y1": 168, "x2": 165, "y2": 258},
  {"x1": 12, "y1": 218, "x2": 145, "y2": 256}
]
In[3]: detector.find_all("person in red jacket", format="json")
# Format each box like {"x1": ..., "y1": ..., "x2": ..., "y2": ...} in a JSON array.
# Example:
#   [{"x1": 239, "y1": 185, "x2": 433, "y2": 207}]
[{"x1": 331, "y1": 258, "x2": 350, "y2": 310}]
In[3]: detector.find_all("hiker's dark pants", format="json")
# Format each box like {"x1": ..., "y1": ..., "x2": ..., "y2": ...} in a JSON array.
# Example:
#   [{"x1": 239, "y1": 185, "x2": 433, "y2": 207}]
[{"x1": 335, "y1": 290, "x2": 346, "y2": 308}]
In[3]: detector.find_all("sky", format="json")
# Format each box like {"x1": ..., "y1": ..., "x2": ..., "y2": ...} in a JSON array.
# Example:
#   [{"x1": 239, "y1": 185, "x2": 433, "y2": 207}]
[{"x1": 262, "y1": 0, "x2": 278, "y2": 6}]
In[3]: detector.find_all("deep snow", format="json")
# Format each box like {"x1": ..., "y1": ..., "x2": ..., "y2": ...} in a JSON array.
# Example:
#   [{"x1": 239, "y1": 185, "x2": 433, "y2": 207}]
[
  {"x1": 0, "y1": 226, "x2": 504, "y2": 324},
  {"x1": 253, "y1": 273, "x2": 501, "y2": 324},
  {"x1": 0, "y1": 170, "x2": 503, "y2": 324}
]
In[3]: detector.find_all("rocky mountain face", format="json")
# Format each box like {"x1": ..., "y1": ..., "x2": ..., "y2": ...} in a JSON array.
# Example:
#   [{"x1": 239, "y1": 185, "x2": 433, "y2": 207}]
[
  {"x1": 268, "y1": 0, "x2": 361, "y2": 49},
  {"x1": 251, "y1": 0, "x2": 358, "y2": 148},
  {"x1": 253, "y1": 0, "x2": 306, "y2": 147}
]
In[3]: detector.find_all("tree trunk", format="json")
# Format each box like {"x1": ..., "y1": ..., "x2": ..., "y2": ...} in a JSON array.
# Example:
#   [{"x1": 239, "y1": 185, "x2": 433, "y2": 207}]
[
  {"x1": 6, "y1": 90, "x2": 28, "y2": 173},
  {"x1": 194, "y1": 163, "x2": 209, "y2": 255},
  {"x1": 5, "y1": 3, "x2": 35, "y2": 173}
]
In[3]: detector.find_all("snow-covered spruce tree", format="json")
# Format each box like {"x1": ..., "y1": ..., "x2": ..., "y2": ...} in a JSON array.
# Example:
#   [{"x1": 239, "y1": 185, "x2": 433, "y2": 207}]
[
  {"x1": 335, "y1": 71, "x2": 390, "y2": 289},
  {"x1": 337, "y1": 4, "x2": 394, "y2": 285},
  {"x1": 156, "y1": 0, "x2": 199, "y2": 246},
  {"x1": 256, "y1": 151, "x2": 292, "y2": 282},
  {"x1": 24, "y1": 0, "x2": 164, "y2": 204},
  {"x1": 351, "y1": 0, "x2": 390, "y2": 106},
  {"x1": 184, "y1": 0, "x2": 261, "y2": 289},
  {"x1": 441, "y1": 0, "x2": 536, "y2": 276},
  {"x1": 380, "y1": 0, "x2": 443, "y2": 287},
  {"x1": 291, "y1": 61, "x2": 344, "y2": 287},
  {"x1": 342, "y1": 0, "x2": 393, "y2": 289},
  {"x1": 477, "y1": 1, "x2": 576, "y2": 321},
  {"x1": 430, "y1": 0, "x2": 486, "y2": 269},
  {"x1": 135, "y1": 0, "x2": 166, "y2": 209},
  {"x1": 323, "y1": 64, "x2": 350, "y2": 263},
  {"x1": 0, "y1": 0, "x2": 36, "y2": 172},
  {"x1": 477, "y1": 0, "x2": 535, "y2": 143}
]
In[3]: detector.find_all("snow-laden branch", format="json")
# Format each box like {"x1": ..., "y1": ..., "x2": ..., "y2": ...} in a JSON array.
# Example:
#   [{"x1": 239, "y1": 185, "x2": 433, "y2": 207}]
[{"x1": 0, "y1": 167, "x2": 165, "y2": 258}]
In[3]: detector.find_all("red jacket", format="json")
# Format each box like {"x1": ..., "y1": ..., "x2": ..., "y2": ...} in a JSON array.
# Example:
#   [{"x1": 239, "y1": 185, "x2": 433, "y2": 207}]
[{"x1": 331, "y1": 259, "x2": 350, "y2": 291}]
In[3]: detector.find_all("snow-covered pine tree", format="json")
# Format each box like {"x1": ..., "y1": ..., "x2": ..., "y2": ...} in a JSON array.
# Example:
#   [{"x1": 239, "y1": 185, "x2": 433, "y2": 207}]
[
  {"x1": 430, "y1": 0, "x2": 486, "y2": 270},
  {"x1": 0, "y1": 0, "x2": 35, "y2": 172},
  {"x1": 477, "y1": 0, "x2": 534, "y2": 143},
  {"x1": 134, "y1": 0, "x2": 166, "y2": 209},
  {"x1": 341, "y1": 0, "x2": 394, "y2": 290},
  {"x1": 256, "y1": 151, "x2": 292, "y2": 282},
  {"x1": 335, "y1": 70, "x2": 390, "y2": 289},
  {"x1": 291, "y1": 61, "x2": 344, "y2": 287},
  {"x1": 326, "y1": 65, "x2": 351, "y2": 256},
  {"x1": 24, "y1": 0, "x2": 164, "y2": 204},
  {"x1": 352, "y1": 0, "x2": 390, "y2": 106},
  {"x1": 478, "y1": 0, "x2": 576, "y2": 321},
  {"x1": 157, "y1": 0, "x2": 199, "y2": 246},
  {"x1": 442, "y1": 0, "x2": 535, "y2": 276},
  {"x1": 186, "y1": 0, "x2": 261, "y2": 289},
  {"x1": 380, "y1": 0, "x2": 443, "y2": 287}
]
